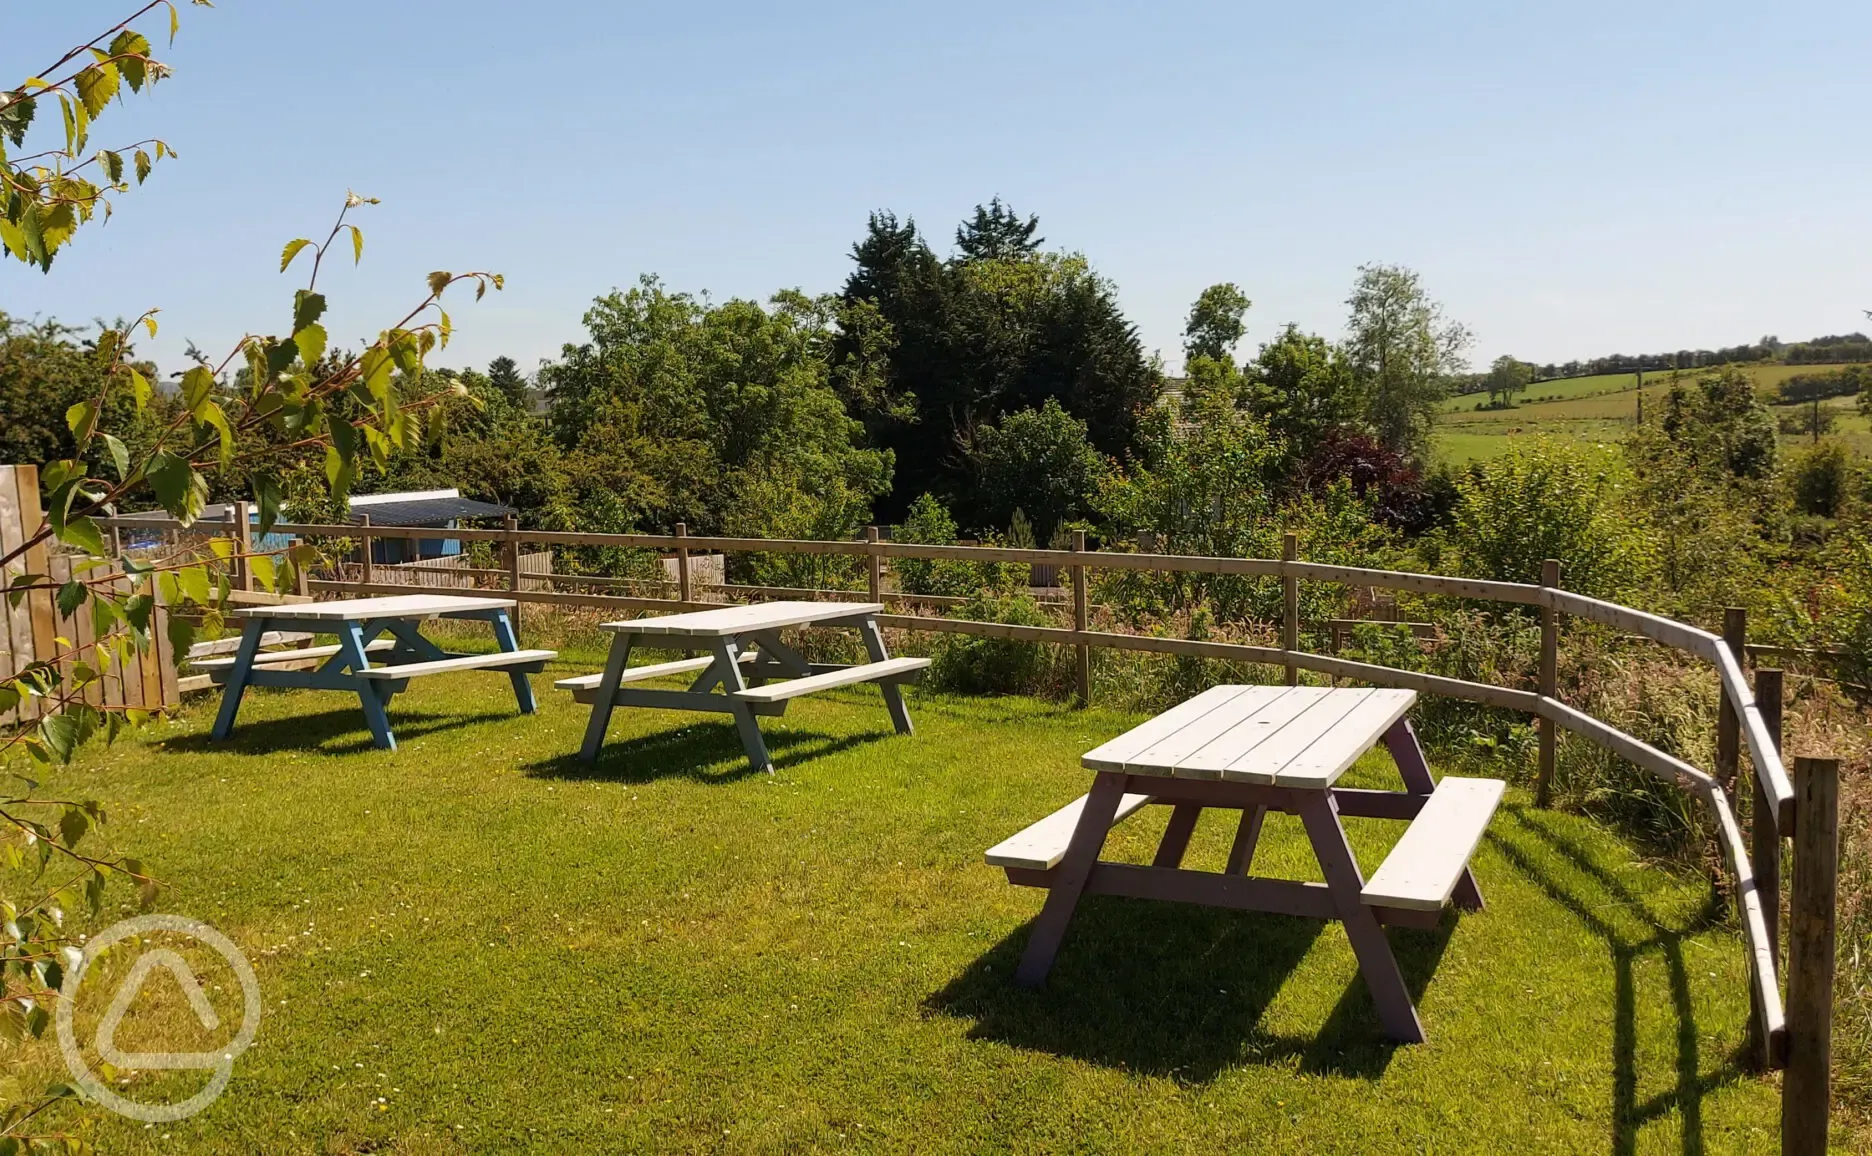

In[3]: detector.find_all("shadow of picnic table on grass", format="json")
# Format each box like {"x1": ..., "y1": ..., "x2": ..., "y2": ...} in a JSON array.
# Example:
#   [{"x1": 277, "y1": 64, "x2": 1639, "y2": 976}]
[
  {"x1": 160, "y1": 706, "x2": 509, "y2": 756},
  {"x1": 925, "y1": 897, "x2": 1456, "y2": 1083},
  {"x1": 1486, "y1": 804, "x2": 1751, "y2": 1156},
  {"x1": 523, "y1": 720, "x2": 891, "y2": 786}
]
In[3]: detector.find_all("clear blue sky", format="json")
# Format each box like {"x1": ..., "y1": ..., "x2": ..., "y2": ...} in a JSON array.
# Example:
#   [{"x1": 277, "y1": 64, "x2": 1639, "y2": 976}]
[{"x1": 9, "y1": 1, "x2": 1871, "y2": 378}]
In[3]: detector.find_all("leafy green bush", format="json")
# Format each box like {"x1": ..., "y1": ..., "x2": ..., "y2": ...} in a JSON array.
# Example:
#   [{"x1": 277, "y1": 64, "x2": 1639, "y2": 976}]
[
  {"x1": 894, "y1": 493, "x2": 982, "y2": 597},
  {"x1": 965, "y1": 398, "x2": 1108, "y2": 535},
  {"x1": 1448, "y1": 439, "x2": 1651, "y2": 600},
  {"x1": 1789, "y1": 440, "x2": 1857, "y2": 518},
  {"x1": 928, "y1": 594, "x2": 1062, "y2": 696}
]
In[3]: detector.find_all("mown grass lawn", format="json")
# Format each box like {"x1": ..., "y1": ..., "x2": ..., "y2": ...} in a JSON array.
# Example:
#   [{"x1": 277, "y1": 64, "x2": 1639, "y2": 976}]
[{"x1": 18, "y1": 650, "x2": 1785, "y2": 1153}]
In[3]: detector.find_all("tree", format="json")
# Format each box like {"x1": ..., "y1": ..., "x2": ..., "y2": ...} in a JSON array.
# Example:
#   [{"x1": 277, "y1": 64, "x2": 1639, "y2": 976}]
[
  {"x1": 539, "y1": 278, "x2": 892, "y2": 534},
  {"x1": 2, "y1": 1, "x2": 210, "y2": 270},
  {"x1": 1483, "y1": 355, "x2": 1534, "y2": 408},
  {"x1": 1182, "y1": 283, "x2": 1252, "y2": 366},
  {"x1": 965, "y1": 398, "x2": 1108, "y2": 535},
  {"x1": 1344, "y1": 263, "x2": 1471, "y2": 459},
  {"x1": 837, "y1": 204, "x2": 1158, "y2": 518},
  {"x1": 954, "y1": 197, "x2": 1041, "y2": 262},
  {"x1": 1246, "y1": 323, "x2": 1362, "y2": 471},
  {"x1": 486, "y1": 355, "x2": 528, "y2": 408}
]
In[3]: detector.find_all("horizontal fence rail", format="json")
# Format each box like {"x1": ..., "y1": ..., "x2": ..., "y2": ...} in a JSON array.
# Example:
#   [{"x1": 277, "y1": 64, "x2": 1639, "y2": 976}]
[{"x1": 96, "y1": 512, "x2": 1807, "y2": 1070}]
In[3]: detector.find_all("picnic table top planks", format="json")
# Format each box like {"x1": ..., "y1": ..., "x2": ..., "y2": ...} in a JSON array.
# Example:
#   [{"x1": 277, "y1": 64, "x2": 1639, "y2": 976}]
[
  {"x1": 598, "y1": 600, "x2": 885, "y2": 637},
  {"x1": 1082, "y1": 685, "x2": 1417, "y2": 788},
  {"x1": 232, "y1": 594, "x2": 517, "y2": 621}
]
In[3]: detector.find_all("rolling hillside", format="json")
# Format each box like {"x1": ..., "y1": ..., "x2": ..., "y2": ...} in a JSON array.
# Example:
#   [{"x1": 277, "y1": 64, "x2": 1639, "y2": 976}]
[{"x1": 1434, "y1": 363, "x2": 1871, "y2": 465}]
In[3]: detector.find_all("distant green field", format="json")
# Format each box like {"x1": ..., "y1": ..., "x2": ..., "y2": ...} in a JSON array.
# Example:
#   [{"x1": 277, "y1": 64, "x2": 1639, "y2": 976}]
[{"x1": 1433, "y1": 364, "x2": 1870, "y2": 466}]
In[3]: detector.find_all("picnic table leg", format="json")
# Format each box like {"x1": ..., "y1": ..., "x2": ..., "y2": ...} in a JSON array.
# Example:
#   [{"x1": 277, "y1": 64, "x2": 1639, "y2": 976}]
[
  {"x1": 1152, "y1": 804, "x2": 1203, "y2": 868},
  {"x1": 1015, "y1": 771, "x2": 1127, "y2": 987},
  {"x1": 1383, "y1": 719, "x2": 1484, "y2": 911},
  {"x1": 337, "y1": 621, "x2": 397, "y2": 752},
  {"x1": 1297, "y1": 789, "x2": 1424, "y2": 1044},
  {"x1": 712, "y1": 637, "x2": 774, "y2": 775},
  {"x1": 1224, "y1": 805, "x2": 1269, "y2": 875},
  {"x1": 856, "y1": 617, "x2": 913, "y2": 736},
  {"x1": 209, "y1": 618, "x2": 267, "y2": 741},
  {"x1": 578, "y1": 634, "x2": 633, "y2": 762},
  {"x1": 488, "y1": 609, "x2": 538, "y2": 715}
]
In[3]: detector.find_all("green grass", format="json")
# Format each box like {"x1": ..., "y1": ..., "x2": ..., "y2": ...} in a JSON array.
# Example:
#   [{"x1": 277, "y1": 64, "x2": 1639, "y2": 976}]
[
  {"x1": 1434, "y1": 366, "x2": 1871, "y2": 465},
  {"x1": 19, "y1": 655, "x2": 1786, "y2": 1153}
]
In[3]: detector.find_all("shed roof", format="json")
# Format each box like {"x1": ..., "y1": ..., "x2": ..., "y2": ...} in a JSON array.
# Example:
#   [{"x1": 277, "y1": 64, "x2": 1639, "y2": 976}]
[{"x1": 348, "y1": 495, "x2": 514, "y2": 527}]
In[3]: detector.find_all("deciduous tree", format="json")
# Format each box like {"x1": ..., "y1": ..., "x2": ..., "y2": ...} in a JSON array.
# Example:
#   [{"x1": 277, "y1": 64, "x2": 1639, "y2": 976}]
[{"x1": 1344, "y1": 263, "x2": 1471, "y2": 460}]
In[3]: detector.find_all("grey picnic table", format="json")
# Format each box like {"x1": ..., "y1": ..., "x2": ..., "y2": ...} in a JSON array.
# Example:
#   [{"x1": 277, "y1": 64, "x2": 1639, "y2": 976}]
[
  {"x1": 559, "y1": 600, "x2": 931, "y2": 773},
  {"x1": 200, "y1": 594, "x2": 556, "y2": 751},
  {"x1": 986, "y1": 685, "x2": 1506, "y2": 1044}
]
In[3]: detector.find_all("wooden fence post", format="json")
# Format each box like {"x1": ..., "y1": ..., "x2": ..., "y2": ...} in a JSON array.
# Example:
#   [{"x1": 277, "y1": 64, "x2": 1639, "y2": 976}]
[
  {"x1": 674, "y1": 522, "x2": 691, "y2": 605},
  {"x1": 1717, "y1": 606, "x2": 1746, "y2": 796},
  {"x1": 1071, "y1": 529, "x2": 1089, "y2": 707},
  {"x1": 1784, "y1": 756, "x2": 1838, "y2": 1155},
  {"x1": 1536, "y1": 558, "x2": 1561, "y2": 808},
  {"x1": 1749, "y1": 666, "x2": 1784, "y2": 1069},
  {"x1": 291, "y1": 538, "x2": 310, "y2": 598},
  {"x1": 504, "y1": 514, "x2": 522, "y2": 642},
  {"x1": 358, "y1": 513, "x2": 373, "y2": 590},
  {"x1": 233, "y1": 500, "x2": 254, "y2": 591},
  {"x1": 866, "y1": 526, "x2": 883, "y2": 602},
  {"x1": 1282, "y1": 532, "x2": 1299, "y2": 687}
]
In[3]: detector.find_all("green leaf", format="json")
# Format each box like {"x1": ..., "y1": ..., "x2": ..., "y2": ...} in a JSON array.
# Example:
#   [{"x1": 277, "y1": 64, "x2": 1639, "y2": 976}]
[
  {"x1": 293, "y1": 322, "x2": 327, "y2": 368},
  {"x1": 265, "y1": 338, "x2": 299, "y2": 378},
  {"x1": 427, "y1": 270, "x2": 451, "y2": 296},
  {"x1": 146, "y1": 453, "x2": 207, "y2": 525},
  {"x1": 134, "y1": 148, "x2": 152, "y2": 184},
  {"x1": 58, "y1": 516, "x2": 106, "y2": 558},
  {"x1": 292, "y1": 290, "x2": 327, "y2": 333},
  {"x1": 348, "y1": 223, "x2": 364, "y2": 264},
  {"x1": 127, "y1": 367, "x2": 152, "y2": 413},
  {"x1": 175, "y1": 565, "x2": 211, "y2": 606},
  {"x1": 0, "y1": 88, "x2": 34, "y2": 148},
  {"x1": 55, "y1": 582, "x2": 86, "y2": 619},
  {"x1": 38, "y1": 715, "x2": 79, "y2": 763},
  {"x1": 195, "y1": 400, "x2": 235, "y2": 466},
  {"x1": 249, "y1": 553, "x2": 277, "y2": 593},
  {"x1": 102, "y1": 432, "x2": 130, "y2": 480},
  {"x1": 165, "y1": 615, "x2": 196, "y2": 666},
  {"x1": 280, "y1": 237, "x2": 313, "y2": 273},
  {"x1": 181, "y1": 365, "x2": 215, "y2": 411},
  {"x1": 111, "y1": 31, "x2": 152, "y2": 91},
  {"x1": 65, "y1": 400, "x2": 97, "y2": 441},
  {"x1": 253, "y1": 475, "x2": 284, "y2": 535},
  {"x1": 58, "y1": 807, "x2": 87, "y2": 849},
  {"x1": 100, "y1": 148, "x2": 124, "y2": 185},
  {"x1": 74, "y1": 62, "x2": 119, "y2": 117}
]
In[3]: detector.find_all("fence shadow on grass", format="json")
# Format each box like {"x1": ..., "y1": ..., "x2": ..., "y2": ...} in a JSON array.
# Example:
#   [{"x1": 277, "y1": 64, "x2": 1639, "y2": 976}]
[
  {"x1": 925, "y1": 896, "x2": 1457, "y2": 1083},
  {"x1": 1488, "y1": 804, "x2": 1750, "y2": 1156},
  {"x1": 160, "y1": 706, "x2": 508, "y2": 756},
  {"x1": 524, "y1": 721, "x2": 890, "y2": 786}
]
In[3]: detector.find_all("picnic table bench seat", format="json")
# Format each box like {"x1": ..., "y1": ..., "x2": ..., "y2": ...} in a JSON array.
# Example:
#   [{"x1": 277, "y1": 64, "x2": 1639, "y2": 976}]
[
  {"x1": 354, "y1": 649, "x2": 556, "y2": 680},
  {"x1": 555, "y1": 654, "x2": 754, "y2": 699},
  {"x1": 731, "y1": 657, "x2": 929, "y2": 704},
  {"x1": 191, "y1": 638, "x2": 395, "y2": 674},
  {"x1": 1360, "y1": 775, "x2": 1504, "y2": 911},
  {"x1": 986, "y1": 791, "x2": 1156, "y2": 871}
]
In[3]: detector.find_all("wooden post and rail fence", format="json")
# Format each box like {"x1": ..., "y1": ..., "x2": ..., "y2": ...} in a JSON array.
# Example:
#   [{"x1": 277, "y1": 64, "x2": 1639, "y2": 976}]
[{"x1": 0, "y1": 465, "x2": 1844, "y2": 1150}]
